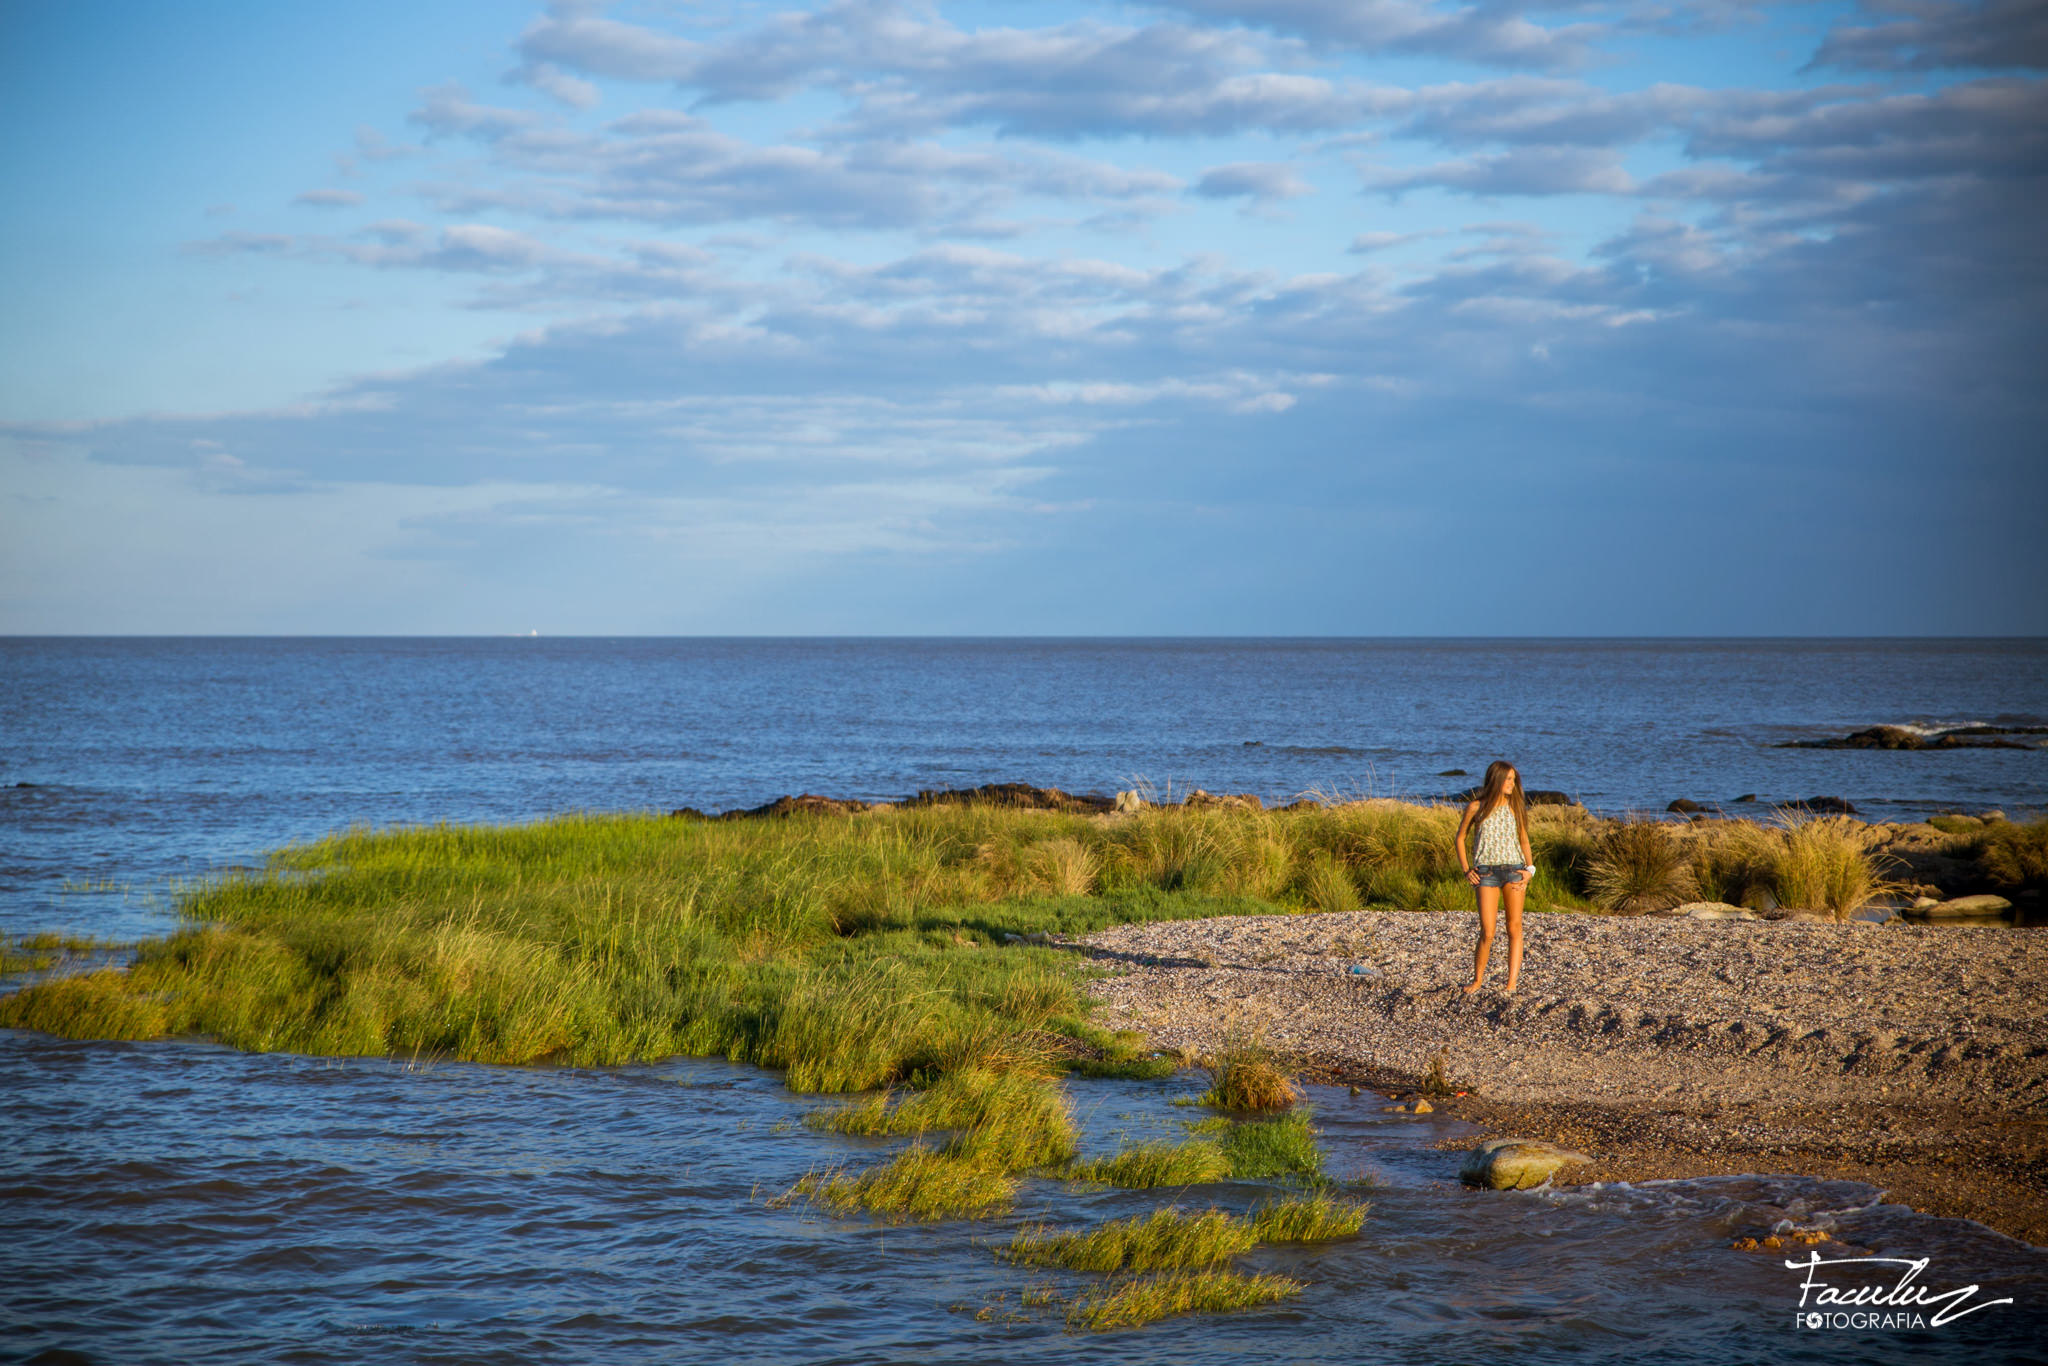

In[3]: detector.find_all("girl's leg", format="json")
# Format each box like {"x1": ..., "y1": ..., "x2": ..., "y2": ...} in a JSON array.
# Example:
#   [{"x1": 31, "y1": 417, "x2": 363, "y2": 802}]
[
  {"x1": 1502, "y1": 880, "x2": 1527, "y2": 993},
  {"x1": 1464, "y1": 883, "x2": 1500, "y2": 993}
]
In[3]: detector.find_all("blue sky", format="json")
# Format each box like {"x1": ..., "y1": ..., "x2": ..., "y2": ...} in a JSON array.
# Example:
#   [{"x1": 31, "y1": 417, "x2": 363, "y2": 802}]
[{"x1": 2, "y1": 0, "x2": 2041, "y2": 634}]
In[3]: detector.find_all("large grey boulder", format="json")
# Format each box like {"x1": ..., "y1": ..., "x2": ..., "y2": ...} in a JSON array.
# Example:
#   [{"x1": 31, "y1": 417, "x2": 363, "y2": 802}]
[{"x1": 1459, "y1": 1139, "x2": 1591, "y2": 1191}]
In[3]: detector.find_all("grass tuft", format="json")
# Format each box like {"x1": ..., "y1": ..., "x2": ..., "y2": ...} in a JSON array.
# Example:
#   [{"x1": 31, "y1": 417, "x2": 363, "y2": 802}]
[
  {"x1": 1219, "y1": 1113, "x2": 1324, "y2": 1182},
  {"x1": 787, "y1": 1144, "x2": 1017, "y2": 1221},
  {"x1": 1007, "y1": 1207, "x2": 1257, "y2": 1273},
  {"x1": 1248, "y1": 1193, "x2": 1369, "y2": 1242},
  {"x1": 1066, "y1": 1270, "x2": 1302, "y2": 1332},
  {"x1": 1197, "y1": 1032, "x2": 1300, "y2": 1112},
  {"x1": 1586, "y1": 821, "x2": 1696, "y2": 914},
  {"x1": 1069, "y1": 1140, "x2": 1232, "y2": 1188}
]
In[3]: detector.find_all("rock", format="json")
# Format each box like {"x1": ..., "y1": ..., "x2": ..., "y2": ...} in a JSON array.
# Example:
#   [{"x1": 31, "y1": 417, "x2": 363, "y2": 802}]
[
  {"x1": 1275, "y1": 798, "x2": 1322, "y2": 813},
  {"x1": 1182, "y1": 789, "x2": 1264, "y2": 811},
  {"x1": 1459, "y1": 1139, "x2": 1591, "y2": 1191},
  {"x1": 719, "y1": 793, "x2": 873, "y2": 819},
  {"x1": 1980, "y1": 810, "x2": 2007, "y2": 823},
  {"x1": 1114, "y1": 790, "x2": 1145, "y2": 813},
  {"x1": 1912, "y1": 896, "x2": 1942, "y2": 910},
  {"x1": 1242, "y1": 740, "x2": 1263, "y2": 747},
  {"x1": 1910, "y1": 894, "x2": 2014, "y2": 919},
  {"x1": 1674, "y1": 901, "x2": 1758, "y2": 921},
  {"x1": 1782, "y1": 796, "x2": 1857, "y2": 815},
  {"x1": 1447, "y1": 786, "x2": 1578, "y2": 807},
  {"x1": 1779, "y1": 726, "x2": 2032, "y2": 752},
  {"x1": 1667, "y1": 798, "x2": 1703, "y2": 814},
  {"x1": 1439, "y1": 769, "x2": 1469, "y2": 777},
  {"x1": 903, "y1": 783, "x2": 1115, "y2": 814},
  {"x1": 1731, "y1": 793, "x2": 1758, "y2": 804},
  {"x1": 1412, "y1": 1099, "x2": 1434, "y2": 1114},
  {"x1": 1769, "y1": 909, "x2": 1833, "y2": 924}
]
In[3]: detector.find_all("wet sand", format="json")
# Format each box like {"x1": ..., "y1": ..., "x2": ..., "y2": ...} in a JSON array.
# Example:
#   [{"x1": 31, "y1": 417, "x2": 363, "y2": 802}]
[{"x1": 1077, "y1": 910, "x2": 2048, "y2": 1244}]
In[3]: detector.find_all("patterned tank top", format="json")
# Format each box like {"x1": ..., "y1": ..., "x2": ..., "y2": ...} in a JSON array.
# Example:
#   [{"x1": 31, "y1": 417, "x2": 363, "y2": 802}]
[{"x1": 1474, "y1": 802, "x2": 1522, "y2": 865}]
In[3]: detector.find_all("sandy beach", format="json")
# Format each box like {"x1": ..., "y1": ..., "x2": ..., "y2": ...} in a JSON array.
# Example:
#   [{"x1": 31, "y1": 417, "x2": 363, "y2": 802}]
[{"x1": 1080, "y1": 910, "x2": 2048, "y2": 1244}]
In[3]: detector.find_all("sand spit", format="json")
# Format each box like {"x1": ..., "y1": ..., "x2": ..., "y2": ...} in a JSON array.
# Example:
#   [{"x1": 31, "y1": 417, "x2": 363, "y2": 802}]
[{"x1": 1079, "y1": 911, "x2": 2048, "y2": 1243}]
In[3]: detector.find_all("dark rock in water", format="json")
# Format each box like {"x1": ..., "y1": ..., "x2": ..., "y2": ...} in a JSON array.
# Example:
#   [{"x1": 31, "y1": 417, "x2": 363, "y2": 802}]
[
  {"x1": 1448, "y1": 786, "x2": 1576, "y2": 807},
  {"x1": 12, "y1": 782, "x2": 34, "y2": 788},
  {"x1": 1731, "y1": 793, "x2": 1758, "y2": 804},
  {"x1": 902, "y1": 783, "x2": 1115, "y2": 814},
  {"x1": 1275, "y1": 798, "x2": 1322, "y2": 813},
  {"x1": 1780, "y1": 795, "x2": 1858, "y2": 815},
  {"x1": 719, "y1": 793, "x2": 877, "y2": 819},
  {"x1": 1438, "y1": 768, "x2": 1469, "y2": 777},
  {"x1": 1242, "y1": 740, "x2": 1263, "y2": 747},
  {"x1": 1779, "y1": 724, "x2": 2034, "y2": 751},
  {"x1": 1667, "y1": 798, "x2": 1702, "y2": 813}
]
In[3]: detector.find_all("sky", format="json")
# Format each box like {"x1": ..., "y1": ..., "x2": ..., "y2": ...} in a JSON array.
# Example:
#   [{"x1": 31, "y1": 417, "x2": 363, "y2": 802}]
[{"x1": 1, "y1": 0, "x2": 2042, "y2": 635}]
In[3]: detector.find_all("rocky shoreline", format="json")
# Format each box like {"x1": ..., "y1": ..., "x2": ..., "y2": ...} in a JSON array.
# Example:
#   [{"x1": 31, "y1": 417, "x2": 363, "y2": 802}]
[{"x1": 1075, "y1": 909, "x2": 2048, "y2": 1245}]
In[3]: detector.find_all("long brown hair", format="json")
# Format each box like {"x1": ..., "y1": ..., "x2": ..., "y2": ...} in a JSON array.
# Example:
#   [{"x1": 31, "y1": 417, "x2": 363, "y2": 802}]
[{"x1": 1475, "y1": 760, "x2": 1528, "y2": 844}]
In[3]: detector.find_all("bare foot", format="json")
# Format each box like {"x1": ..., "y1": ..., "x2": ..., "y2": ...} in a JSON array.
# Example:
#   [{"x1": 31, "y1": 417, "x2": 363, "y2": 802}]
[
  {"x1": 1461, "y1": 981, "x2": 1483, "y2": 995},
  {"x1": 1502, "y1": 981, "x2": 1519, "y2": 995}
]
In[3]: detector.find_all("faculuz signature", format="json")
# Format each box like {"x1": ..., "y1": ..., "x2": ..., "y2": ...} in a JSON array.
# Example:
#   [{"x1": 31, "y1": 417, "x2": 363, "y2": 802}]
[{"x1": 1787, "y1": 1253, "x2": 2013, "y2": 1328}]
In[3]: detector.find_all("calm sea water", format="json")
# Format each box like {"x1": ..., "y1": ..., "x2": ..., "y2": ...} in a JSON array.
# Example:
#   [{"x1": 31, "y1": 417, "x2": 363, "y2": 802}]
[{"x1": 2, "y1": 638, "x2": 2045, "y2": 1363}]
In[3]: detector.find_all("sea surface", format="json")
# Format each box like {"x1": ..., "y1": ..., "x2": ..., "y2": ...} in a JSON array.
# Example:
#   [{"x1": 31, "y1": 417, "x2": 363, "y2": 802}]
[{"x1": 2, "y1": 637, "x2": 2045, "y2": 1363}]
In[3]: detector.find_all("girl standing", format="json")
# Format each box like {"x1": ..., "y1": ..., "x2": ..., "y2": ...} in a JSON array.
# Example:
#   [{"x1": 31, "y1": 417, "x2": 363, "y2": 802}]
[{"x1": 1453, "y1": 760, "x2": 1536, "y2": 995}]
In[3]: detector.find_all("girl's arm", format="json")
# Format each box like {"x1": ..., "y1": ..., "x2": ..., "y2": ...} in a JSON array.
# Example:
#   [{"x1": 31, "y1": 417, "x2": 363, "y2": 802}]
[
  {"x1": 1454, "y1": 803, "x2": 1479, "y2": 883},
  {"x1": 1517, "y1": 825, "x2": 1536, "y2": 884}
]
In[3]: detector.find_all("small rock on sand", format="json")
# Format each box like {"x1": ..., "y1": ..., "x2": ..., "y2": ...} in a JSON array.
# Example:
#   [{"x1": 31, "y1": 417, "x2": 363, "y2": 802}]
[
  {"x1": 1460, "y1": 1139, "x2": 1591, "y2": 1191},
  {"x1": 1912, "y1": 894, "x2": 2014, "y2": 919},
  {"x1": 1672, "y1": 902, "x2": 1758, "y2": 922}
]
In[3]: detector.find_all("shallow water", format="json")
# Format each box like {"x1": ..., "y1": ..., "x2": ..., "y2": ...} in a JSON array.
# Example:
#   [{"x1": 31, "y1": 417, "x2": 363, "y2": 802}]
[{"x1": 2, "y1": 1033, "x2": 2042, "y2": 1364}]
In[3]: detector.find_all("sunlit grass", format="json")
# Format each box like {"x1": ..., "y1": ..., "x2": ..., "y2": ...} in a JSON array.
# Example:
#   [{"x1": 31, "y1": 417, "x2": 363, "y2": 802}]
[
  {"x1": 1066, "y1": 1270, "x2": 1302, "y2": 1331},
  {"x1": 1069, "y1": 1139, "x2": 1234, "y2": 1188}
]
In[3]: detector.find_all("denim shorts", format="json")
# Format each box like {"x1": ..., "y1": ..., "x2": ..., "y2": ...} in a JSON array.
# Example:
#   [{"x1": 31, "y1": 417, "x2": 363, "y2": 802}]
[{"x1": 1474, "y1": 864, "x2": 1528, "y2": 888}]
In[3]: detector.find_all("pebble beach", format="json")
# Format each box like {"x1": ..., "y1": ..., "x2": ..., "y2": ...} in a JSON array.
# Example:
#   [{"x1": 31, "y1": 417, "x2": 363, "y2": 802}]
[{"x1": 1081, "y1": 910, "x2": 2048, "y2": 1243}]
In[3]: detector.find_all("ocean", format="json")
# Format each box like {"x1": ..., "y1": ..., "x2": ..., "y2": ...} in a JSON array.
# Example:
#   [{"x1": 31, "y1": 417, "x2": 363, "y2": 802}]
[{"x1": 2, "y1": 637, "x2": 2044, "y2": 1363}]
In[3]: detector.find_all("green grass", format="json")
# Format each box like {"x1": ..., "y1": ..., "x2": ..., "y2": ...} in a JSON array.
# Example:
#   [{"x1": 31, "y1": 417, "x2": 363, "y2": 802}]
[
  {"x1": 786, "y1": 1144, "x2": 1018, "y2": 1221},
  {"x1": 1007, "y1": 1194, "x2": 1367, "y2": 1275},
  {"x1": 1070, "y1": 1139, "x2": 1235, "y2": 1188},
  {"x1": 1219, "y1": 1114, "x2": 1325, "y2": 1182},
  {"x1": 1, "y1": 932, "x2": 118, "y2": 976},
  {"x1": 1196, "y1": 1032, "x2": 1300, "y2": 1111},
  {"x1": 1066, "y1": 1270, "x2": 1302, "y2": 1331},
  {"x1": 1248, "y1": 1193, "x2": 1369, "y2": 1241},
  {"x1": 1007, "y1": 1207, "x2": 1258, "y2": 1273}
]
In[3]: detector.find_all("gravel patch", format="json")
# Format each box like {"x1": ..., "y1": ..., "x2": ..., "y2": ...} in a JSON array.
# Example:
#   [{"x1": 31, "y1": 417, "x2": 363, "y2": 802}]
[{"x1": 1076, "y1": 910, "x2": 2048, "y2": 1242}]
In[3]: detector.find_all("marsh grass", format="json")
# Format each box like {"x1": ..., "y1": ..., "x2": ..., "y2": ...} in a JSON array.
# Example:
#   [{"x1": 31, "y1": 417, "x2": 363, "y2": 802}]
[
  {"x1": 1198, "y1": 1032, "x2": 1300, "y2": 1112},
  {"x1": 1977, "y1": 817, "x2": 2048, "y2": 891},
  {"x1": 1298, "y1": 854, "x2": 1362, "y2": 916},
  {"x1": 787, "y1": 1144, "x2": 1017, "y2": 1221},
  {"x1": 1066, "y1": 1270, "x2": 1302, "y2": 1331},
  {"x1": 1248, "y1": 1193, "x2": 1370, "y2": 1242},
  {"x1": 1007, "y1": 1207, "x2": 1257, "y2": 1273},
  {"x1": 1069, "y1": 1139, "x2": 1233, "y2": 1188},
  {"x1": 1218, "y1": 1113, "x2": 1324, "y2": 1182},
  {"x1": 1750, "y1": 814, "x2": 1901, "y2": 920},
  {"x1": 1586, "y1": 821, "x2": 1696, "y2": 914}
]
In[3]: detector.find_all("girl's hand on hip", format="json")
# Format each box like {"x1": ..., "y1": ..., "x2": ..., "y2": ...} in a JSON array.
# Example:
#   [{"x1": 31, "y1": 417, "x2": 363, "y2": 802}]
[{"x1": 1465, "y1": 868, "x2": 1481, "y2": 885}]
